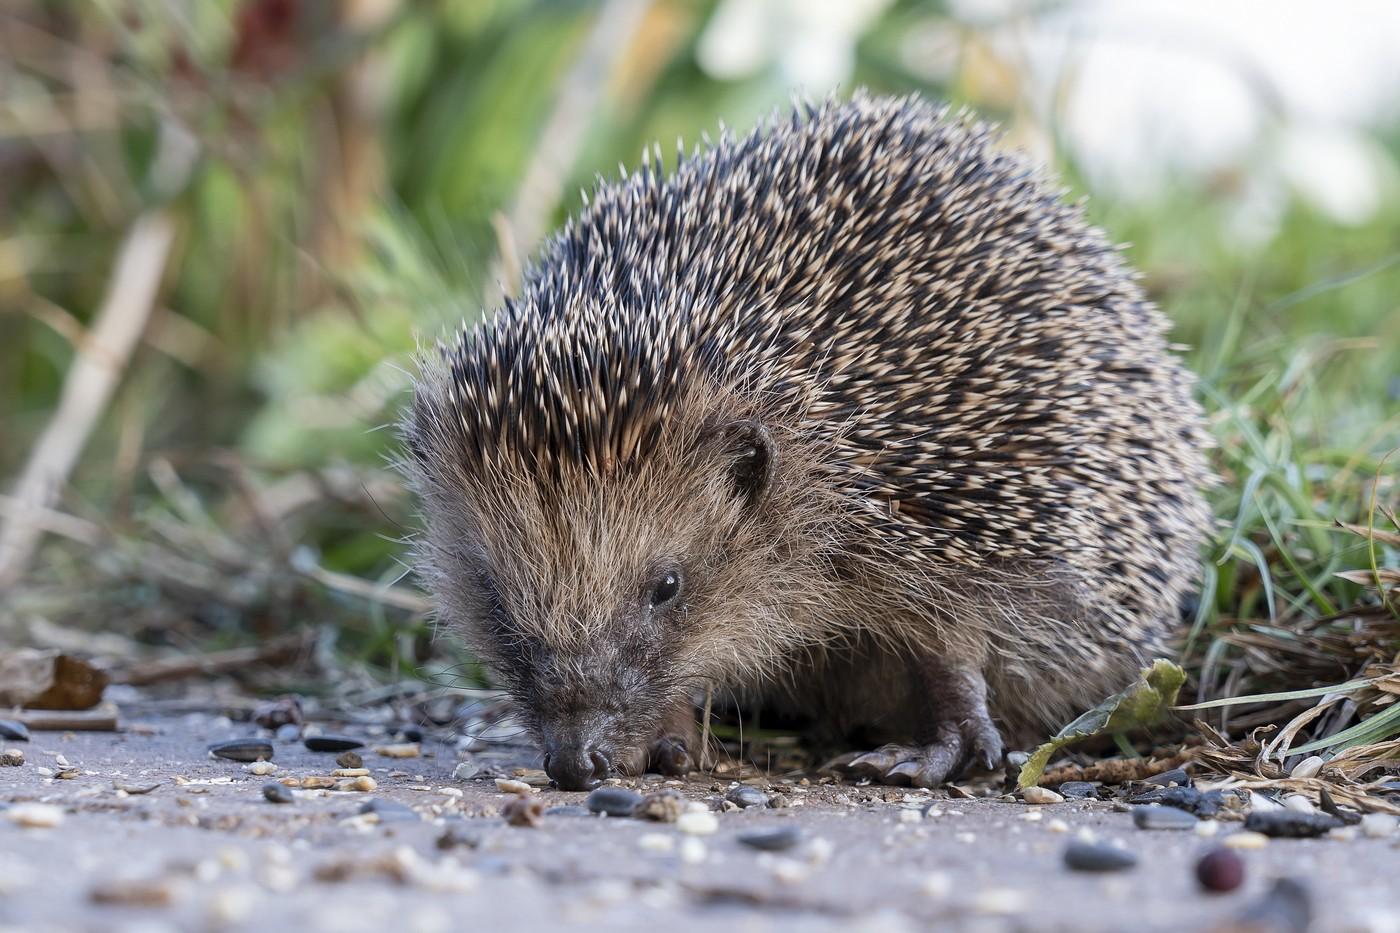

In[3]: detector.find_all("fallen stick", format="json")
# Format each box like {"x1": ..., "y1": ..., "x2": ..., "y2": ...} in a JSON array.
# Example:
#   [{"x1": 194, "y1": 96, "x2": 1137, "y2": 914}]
[
  {"x1": 0, "y1": 212, "x2": 175, "y2": 585},
  {"x1": 7, "y1": 704, "x2": 119, "y2": 732}
]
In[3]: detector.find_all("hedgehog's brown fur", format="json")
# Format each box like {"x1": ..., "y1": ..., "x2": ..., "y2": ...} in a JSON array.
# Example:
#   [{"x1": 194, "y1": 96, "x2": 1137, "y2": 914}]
[{"x1": 404, "y1": 93, "x2": 1214, "y2": 790}]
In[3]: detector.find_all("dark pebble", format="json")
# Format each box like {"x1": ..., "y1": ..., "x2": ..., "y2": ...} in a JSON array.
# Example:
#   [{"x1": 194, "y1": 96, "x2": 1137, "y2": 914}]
[
  {"x1": 400, "y1": 726, "x2": 424, "y2": 743},
  {"x1": 1063, "y1": 840, "x2": 1138, "y2": 872},
  {"x1": 436, "y1": 826, "x2": 482, "y2": 850},
  {"x1": 1196, "y1": 847, "x2": 1245, "y2": 893},
  {"x1": 1058, "y1": 781, "x2": 1099, "y2": 800},
  {"x1": 0, "y1": 720, "x2": 30, "y2": 742},
  {"x1": 303, "y1": 734, "x2": 364, "y2": 753},
  {"x1": 1146, "y1": 768, "x2": 1192, "y2": 787},
  {"x1": 1233, "y1": 878, "x2": 1312, "y2": 933},
  {"x1": 737, "y1": 826, "x2": 803, "y2": 852},
  {"x1": 1129, "y1": 785, "x2": 1229, "y2": 817},
  {"x1": 359, "y1": 798, "x2": 419, "y2": 822},
  {"x1": 544, "y1": 805, "x2": 594, "y2": 818},
  {"x1": 1133, "y1": 805, "x2": 1198, "y2": 830},
  {"x1": 1244, "y1": 810, "x2": 1341, "y2": 838},
  {"x1": 252, "y1": 695, "x2": 303, "y2": 731},
  {"x1": 585, "y1": 786, "x2": 643, "y2": 817},
  {"x1": 725, "y1": 785, "x2": 770, "y2": 809},
  {"x1": 208, "y1": 739, "x2": 274, "y2": 763},
  {"x1": 262, "y1": 782, "x2": 294, "y2": 804},
  {"x1": 335, "y1": 751, "x2": 364, "y2": 770}
]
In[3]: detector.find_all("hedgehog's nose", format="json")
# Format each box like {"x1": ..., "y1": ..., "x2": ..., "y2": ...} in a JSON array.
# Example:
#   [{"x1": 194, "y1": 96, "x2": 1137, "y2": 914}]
[{"x1": 544, "y1": 744, "x2": 610, "y2": 791}]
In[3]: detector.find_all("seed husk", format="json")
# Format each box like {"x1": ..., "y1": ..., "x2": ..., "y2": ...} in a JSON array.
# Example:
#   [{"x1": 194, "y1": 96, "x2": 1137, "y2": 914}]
[
  {"x1": 208, "y1": 739, "x2": 273, "y2": 763},
  {"x1": 0, "y1": 720, "x2": 30, "y2": 742},
  {"x1": 303, "y1": 734, "x2": 364, "y2": 753}
]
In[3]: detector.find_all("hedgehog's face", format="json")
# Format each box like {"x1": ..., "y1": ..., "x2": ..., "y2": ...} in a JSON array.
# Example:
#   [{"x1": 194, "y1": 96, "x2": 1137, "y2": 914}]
[{"x1": 418, "y1": 418, "x2": 811, "y2": 790}]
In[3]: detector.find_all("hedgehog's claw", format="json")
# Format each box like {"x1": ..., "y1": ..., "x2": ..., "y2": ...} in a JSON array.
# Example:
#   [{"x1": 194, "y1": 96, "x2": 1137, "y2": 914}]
[{"x1": 835, "y1": 714, "x2": 1005, "y2": 789}]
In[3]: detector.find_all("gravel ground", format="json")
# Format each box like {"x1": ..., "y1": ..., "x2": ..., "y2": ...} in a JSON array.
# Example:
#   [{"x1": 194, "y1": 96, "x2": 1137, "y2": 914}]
[{"x1": 2, "y1": 716, "x2": 1398, "y2": 933}]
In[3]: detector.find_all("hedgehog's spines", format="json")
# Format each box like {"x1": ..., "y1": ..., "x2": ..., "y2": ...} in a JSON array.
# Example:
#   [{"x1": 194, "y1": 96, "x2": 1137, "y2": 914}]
[{"x1": 406, "y1": 95, "x2": 1213, "y2": 729}]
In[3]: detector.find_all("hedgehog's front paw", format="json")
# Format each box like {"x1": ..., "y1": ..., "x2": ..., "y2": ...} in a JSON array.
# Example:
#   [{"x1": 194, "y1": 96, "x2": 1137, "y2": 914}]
[
  {"x1": 646, "y1": 734, "x2": 693, "y2": 776},
  {"x1": 837, "y1": 715, "x2": 1004, "y2": 788}
]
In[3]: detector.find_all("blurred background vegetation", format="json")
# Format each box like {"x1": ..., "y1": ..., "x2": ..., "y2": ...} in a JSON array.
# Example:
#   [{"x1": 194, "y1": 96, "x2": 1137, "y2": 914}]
[{"x1": 1, "y1": 1, "x2": 1396, "y2": 744}]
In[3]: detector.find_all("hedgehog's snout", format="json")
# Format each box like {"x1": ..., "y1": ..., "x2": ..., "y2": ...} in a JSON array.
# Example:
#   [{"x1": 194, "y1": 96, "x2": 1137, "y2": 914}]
[
  {"x1": 542, "y1": 742, "x2": 612, "y2": 791},
  {"x1": 538, "y1": 709, "x2": 633, "y2": 791}
]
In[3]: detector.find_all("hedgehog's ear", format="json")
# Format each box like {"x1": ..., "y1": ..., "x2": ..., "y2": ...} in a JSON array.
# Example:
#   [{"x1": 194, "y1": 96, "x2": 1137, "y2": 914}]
[{"x1": 714, "y1": 420, "x2": 774, "y2": 510}]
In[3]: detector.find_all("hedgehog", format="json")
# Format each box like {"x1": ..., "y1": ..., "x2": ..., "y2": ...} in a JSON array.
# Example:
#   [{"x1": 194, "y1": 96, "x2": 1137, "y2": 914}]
[{"x1": 402, "y1": 93, "x2": 1213, "y2": 791}]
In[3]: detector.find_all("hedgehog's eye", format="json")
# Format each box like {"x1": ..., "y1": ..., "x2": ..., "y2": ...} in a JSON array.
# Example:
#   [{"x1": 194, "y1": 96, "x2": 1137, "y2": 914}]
[{"x1": 648, "y1": 571, "x2": 682, "y2": 608}]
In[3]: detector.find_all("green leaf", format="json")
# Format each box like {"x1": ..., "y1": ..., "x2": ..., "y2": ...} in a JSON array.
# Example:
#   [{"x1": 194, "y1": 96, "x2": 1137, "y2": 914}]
[{"x1": 1017, "y1": 659, "x2": 1187, "y2": 789}]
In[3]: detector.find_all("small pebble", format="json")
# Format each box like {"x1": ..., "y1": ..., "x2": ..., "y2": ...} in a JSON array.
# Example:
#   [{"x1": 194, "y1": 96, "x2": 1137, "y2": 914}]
[
  {"x1": 1244, "y1": 810, "x2": 1340, "y2": 839},
  {"x1": 679, "y1": 836, "x2": 707, "y2": 864},
  {"x1": 0, "y1": 749, "x2": 23, "y2": 767},
  {"x1": 899, "y1": 808, "x2": 923, "y2": 823},
  {"x1": 262, "y1": 783, "x2": 294, "y2": 804},
  {"x1": 1133, "y1": 805, "x2": 1198, "y2": 830},
  {"x1": 1194, "y1": 819, "x2": 1220, "y2": 838},
  {"x1": 638, "y1": 833, "x2": 675, "y2": 853},
  {"x1": 973, "y1": 888, "x2": 1027, "y2": 915},
  {"x1": 586, "y1": 786, "x2": 642, "y2": 817},
  {"x1": 435, "y1": 827, "x2": 481, "y2": 850},
  {"x1": 918, "y1": 873, "x2": 953, "y2": 898},
  {"x1": 725, "y1": 785, "x2": 770, "y2": 809},
  {"x1": 89, "y1": 879, "x2": 176, "y2": 907},
  {"x1": 5, "y1": 803, "x2": 64, "y2": 828},
  {"x1": 208, "y1": 739, "x2": 273, "y2": 763},
  {"x1": 737, "y1": 826, "x2": 803, "y2": 852},
  {"x1": 503, "y1": 794, "x2": 544, "y2": 828},
  {"x1": 375, "y1": 743, "x2": 421, "y2": 759},
  {"x1": 1360, "y1": 813, "x2": 1398, "y2": 838},
  {"x1": 636, "y1": 790, "x2": 686, "y2": 823},
  {"x1": 1057, "y1": 781, "x2": 1098, "y2": 800},
  {"x1": 400, "y1": 726, "x2": 424, "y2": 743},
  {"x1": 244, "y1": 761, "x2": 277, "y2": 776},
  {"x1": 1063, "y1": 840, "x2": 1138, "y2": 872},
  {"x1": 1223, "y1": 831, "x2": 1269, "y2": 850},
  {"x1": 1289, "y1": 756, "x2": 1324, "y2": 780},
  {"x1": 334, "y1": 776, "x2": 377, "y2": 792},
  {"x1": 359, "y1": 799, "x2": 419, "y2": 823},
  {"x1": 1146, "y1": 768, "x2": 1191, "y2": 787},
  {"x1": 1022, "y1": 786, "x2": 1064, "y2": 805},
  {"x1": 495, "y1": 778, "x2": 533, "y2": 795},
  {"x1": 1195, "y1": 847, "x2": 1245, "y2": 893},
  {"x1": 0, "y1": 720, "x2": 29, "y2": 742},
  {"x1": 252, "y1": 696, "x2": 303, "y2": 731},
  {"x1": 1233, "y1": 877, "x2": 1312, "y2": 933},
  {"x1": 335, "y1": 751, "x2": 363, "y2": 769},
  {"x1": 303, "y1": 735, "x2": 363, "y2": 753},
  {"x1": 1282, "y1": 795, "x2": 1316, "y2": 815},
  {"x1": 333, "y1": 768, "x2": 370, "y2": 777},
  {"x1": 1046, "y1": 819, "x2": 1070, "y2": 833},
  {"x1": 676, "y1": 810, "x2": 719, "y2": 835}
]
